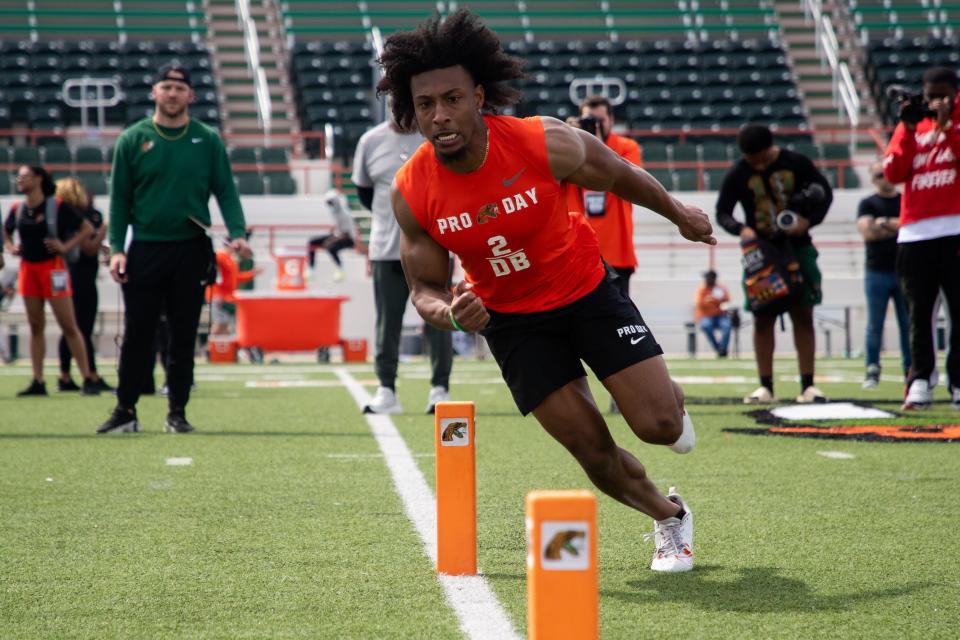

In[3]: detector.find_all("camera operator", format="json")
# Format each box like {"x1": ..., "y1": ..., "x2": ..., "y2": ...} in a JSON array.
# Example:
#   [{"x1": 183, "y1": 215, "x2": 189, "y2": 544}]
[
  {"x1": 565, "y1": 95, "x2": 641, "y2": 300},
  {"x1": 716, "y1": 125, "x2": 833, "y2": 404},
  {"x1": 883, "y1": 67, "x2": 960, "y2": 410}
]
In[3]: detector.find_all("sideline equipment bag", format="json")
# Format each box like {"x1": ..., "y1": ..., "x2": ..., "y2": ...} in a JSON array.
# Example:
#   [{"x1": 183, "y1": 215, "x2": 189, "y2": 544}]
[{"x1": 741, "y1": 237, "x2": 803, "y2": 316}]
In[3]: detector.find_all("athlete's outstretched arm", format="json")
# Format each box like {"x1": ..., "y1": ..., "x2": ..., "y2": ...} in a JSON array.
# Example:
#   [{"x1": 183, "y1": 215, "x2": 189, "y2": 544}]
[
  {"x1": 391, "y1": 183, "x2": 490, "y2": 332},
  {"x1": 542, "y1": 117, "x2": 716, "y2": 245}
]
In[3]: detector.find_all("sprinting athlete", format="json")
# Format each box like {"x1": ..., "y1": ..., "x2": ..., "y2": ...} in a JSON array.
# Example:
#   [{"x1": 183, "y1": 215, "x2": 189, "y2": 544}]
[{"x1": 380, "y1": 10, "x2": 714, "y2": 572}]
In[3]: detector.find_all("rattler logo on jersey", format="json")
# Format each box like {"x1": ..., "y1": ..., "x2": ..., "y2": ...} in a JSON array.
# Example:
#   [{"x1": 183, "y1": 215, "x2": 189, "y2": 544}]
[
  {"x1": 477, "y1": 203, "x2": 500, "y2": 225},
  {"x1": 439, "y1": 418, "x2": 470, "y2": 446},
  {"x1": 436, "y1": 187, "x2": 538, "y2": 234},
  {"x1": 541, "y1": 521, "x2": 590, "y2": 570}
]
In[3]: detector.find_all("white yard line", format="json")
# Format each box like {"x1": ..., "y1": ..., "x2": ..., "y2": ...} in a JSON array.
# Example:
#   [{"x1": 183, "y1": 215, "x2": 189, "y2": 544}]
[{"x1": 335, "y1": 369, "x2": 520, "y2": 640}]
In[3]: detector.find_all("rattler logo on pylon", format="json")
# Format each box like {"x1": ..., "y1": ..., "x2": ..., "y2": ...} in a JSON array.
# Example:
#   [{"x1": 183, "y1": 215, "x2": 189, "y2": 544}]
[
  {"x1": 439, "y1": 419, "x2": 469, "y2": 446},
  {"x1": 724, "y1": 402, "x2": 960, "y2": 442},
  {"x1": 540, "y1": 521, "x2": 590, "y2": 570}
]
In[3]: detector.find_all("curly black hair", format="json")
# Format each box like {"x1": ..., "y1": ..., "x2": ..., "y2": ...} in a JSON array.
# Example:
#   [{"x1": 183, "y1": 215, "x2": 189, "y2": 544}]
[
  {"x1": 376, "y1": 9, "x2": 525, "y2": 131},
  {"x1": 25, "y1": 165, "x2": 56, "y2": 196}
]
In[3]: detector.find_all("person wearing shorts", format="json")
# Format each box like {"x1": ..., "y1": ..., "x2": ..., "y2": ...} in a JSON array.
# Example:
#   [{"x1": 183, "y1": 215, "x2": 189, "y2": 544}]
[
  {"x1": 381, "y1": 10, "x2": 715, "y2": 573},
  {"x1": 2, "y1": 165, "x2": 99, "y2": 396},
  {"x1": 715, "y1": 125, "x2": 833, "y2": 405}
]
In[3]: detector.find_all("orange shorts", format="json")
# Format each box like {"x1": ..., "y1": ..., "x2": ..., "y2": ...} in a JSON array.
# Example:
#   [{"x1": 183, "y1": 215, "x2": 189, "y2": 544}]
[{"x1": 19, "y1": 256, "x2": 72, "y2": 299}]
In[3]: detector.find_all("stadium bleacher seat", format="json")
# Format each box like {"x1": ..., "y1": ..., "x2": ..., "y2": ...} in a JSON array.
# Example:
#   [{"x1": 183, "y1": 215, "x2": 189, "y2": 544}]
[{"x1": 236, "y1": 173, "x2": 265, "y2": 196}]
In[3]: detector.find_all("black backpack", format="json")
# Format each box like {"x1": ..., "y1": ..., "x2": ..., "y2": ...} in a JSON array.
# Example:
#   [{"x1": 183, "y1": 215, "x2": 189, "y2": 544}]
[{"x1": 741, "y1": 236, "x2": 803, "y2": 316}]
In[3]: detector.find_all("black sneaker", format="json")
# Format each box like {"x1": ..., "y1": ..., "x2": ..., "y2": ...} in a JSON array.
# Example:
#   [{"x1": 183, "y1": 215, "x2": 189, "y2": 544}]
[
  {"x1": 57, "y1": 377, "x2": 81, "y2": 392},
  {"x1": 96, "y1": 407, "x2": 140, "y2": 434},
  {"x1": 17, "y1": 380, "x2": 48, "y2": 397},
  {"x1": 94, "y1": 378, "x2": 115, "y2": 393},
  {"x1": 165, "y1": 412, "x2": 196, "y2": 434},
  {"x1": 81, "y1": 378, "x2": 102, "y2": 396}
]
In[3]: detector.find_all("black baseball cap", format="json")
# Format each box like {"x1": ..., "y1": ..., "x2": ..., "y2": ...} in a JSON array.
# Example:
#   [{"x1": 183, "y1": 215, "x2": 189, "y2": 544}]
[{"x1": 155, "y1": 63, "x2": 192, "y2": 87}]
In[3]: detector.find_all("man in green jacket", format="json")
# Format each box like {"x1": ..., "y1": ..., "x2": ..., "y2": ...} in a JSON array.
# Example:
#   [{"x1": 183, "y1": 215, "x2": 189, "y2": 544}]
[{"x1": 98, "y1": 64, "x2": 249, "y2": 434}]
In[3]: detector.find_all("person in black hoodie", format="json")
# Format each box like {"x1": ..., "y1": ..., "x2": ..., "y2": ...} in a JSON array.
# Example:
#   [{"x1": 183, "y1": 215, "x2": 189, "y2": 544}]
[{"x1": 715, "y1": 125, "x2": 833, "y2": 405}]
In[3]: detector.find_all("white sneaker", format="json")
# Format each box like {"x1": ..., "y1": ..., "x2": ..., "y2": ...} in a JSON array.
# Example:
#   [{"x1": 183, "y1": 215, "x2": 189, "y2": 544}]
[
  {"x1": 951, "y1": 386, "x2": 960, "y2": 410},
  {"x1": 743, "y1": 386, "x2": 775, "y2": 404},
  {"x1": 424, "y1": 385, "x2": 449, "y2": 414},
  {"x1": 669, "y1": 410, "x2": 695, "y2": 454},
  {"x1": 795, "y1": 385, "x2": 827, "y2": 404},
  {"x1": 647, "y1": 487, "x2": 694, "y2": 573},
  {"x1": 902, "y1": 379, "x2": 932, "y2": 410},
  {"x1": 862, "y1": 364, "x2": 880, "y2": 389},
  {"x1": 363, "y1": 386, "x2": 402, "y2": 414}
]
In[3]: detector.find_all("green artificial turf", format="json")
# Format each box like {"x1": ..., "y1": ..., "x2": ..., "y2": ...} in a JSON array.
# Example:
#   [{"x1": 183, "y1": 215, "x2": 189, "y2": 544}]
[{"x1": 1, "y1": 356, "x2": 959, "y2": 638}]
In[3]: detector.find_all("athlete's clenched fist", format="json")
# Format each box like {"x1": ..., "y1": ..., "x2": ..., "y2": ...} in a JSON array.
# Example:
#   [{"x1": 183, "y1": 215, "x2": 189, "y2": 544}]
[{"x1": 449, "y1": 280, "x2": 490, "y2": 332}]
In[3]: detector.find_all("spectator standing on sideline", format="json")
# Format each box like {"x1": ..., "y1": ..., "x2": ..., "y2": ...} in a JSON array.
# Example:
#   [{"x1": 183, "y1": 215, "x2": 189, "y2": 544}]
[
  {"x1": 694, "y1": 270, "x2": 732, "y2": 357},
  {"x1": 352, "y1": 112, "x2": 453, "y2": 414},
  {"x1": 3, "y1": 166, "x2": 100, "y2": 397},
  {"x1": 98, "y1": 63, "x2": 248, "y2": 434},
  {"x1": 857, "y1": 161, "x2": 910, "y2": 388},
  {"x1": 236, "y1": 226, "x2": 263, "y2": 363},
  {"x1": 884, "y1": 66, "x2": 960, "y2": 410},
  {"x1": 307, "y1": 189, "x2": 355, "y2": 282},
  {"x1": 716, "y1": 125, "x2": 833, "y2": 404},
  {"x1": 208, "y1": 242, "x2": 255, "y2": 336},
  {"x1": 565, "y1": 96, "x2": 641, "y2": 299},
  {"x1": 3, "y1": 165, "x2": 99, "y2": 397},
  {"x1": 54, "y1": 177, "x2": 113, "y2": 393}
]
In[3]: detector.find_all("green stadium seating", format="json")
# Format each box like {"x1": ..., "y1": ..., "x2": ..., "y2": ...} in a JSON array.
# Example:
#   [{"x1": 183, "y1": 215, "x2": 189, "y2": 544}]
[
  {"x1": 236, "y1": 173, "x2": 265, "y2": 195},
  {"x1": 266, "y1": 174, "x2": 297, "y2": 195},
  {"x1": 13, "y1": 146, "x2": 40, "y2": 165}
]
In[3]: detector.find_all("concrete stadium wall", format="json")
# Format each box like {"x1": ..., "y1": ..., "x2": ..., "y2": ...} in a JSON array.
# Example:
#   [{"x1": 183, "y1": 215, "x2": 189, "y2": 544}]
[{"x1": 0, "y1": 189, "x2": 922, "y2": 366}]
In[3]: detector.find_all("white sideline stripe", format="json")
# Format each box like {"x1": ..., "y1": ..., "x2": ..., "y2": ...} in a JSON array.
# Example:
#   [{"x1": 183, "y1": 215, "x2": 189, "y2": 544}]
[
  {"x1": 817, "y1": 451, "x2": 856, "y2": 460},
  {"x1": 165, "y1": 457, "x2": 193, "y2": 466},
  {"x1": 334, "y1": 369, "x2": 519, "y2": 640}
]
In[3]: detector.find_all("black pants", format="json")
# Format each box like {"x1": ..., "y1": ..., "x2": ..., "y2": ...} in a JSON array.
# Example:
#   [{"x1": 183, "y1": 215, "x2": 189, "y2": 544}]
[
  {"x1": 59, "y1": 262, "x2": 99, "y2": 375},
  {"x1": 117, "y1": 238, "x2": 209, "y2": 412},
  {"x1": 897, "y1": 234, "x2": 960, "y2": 388},
  {"x1": 372, "y1": 260, "x2": 452, "y2": 389},
  {"x1": 308, "y1": 235, "x2": 354, "y2": 267}
]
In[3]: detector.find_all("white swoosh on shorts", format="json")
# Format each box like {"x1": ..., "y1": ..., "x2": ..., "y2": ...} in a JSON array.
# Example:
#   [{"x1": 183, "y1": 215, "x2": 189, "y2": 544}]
[{"x1": 630, "y1": 335, "x2": 647, "y2": 345}]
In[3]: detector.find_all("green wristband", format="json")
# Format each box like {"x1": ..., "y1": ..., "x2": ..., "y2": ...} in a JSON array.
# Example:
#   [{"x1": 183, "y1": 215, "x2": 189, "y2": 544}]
[{"x1": 448, "y1": 308, "x2": 466, "y2": 332}]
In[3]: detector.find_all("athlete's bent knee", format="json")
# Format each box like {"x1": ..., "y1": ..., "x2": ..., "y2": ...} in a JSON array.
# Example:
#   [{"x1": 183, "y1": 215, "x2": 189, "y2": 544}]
[{"x1": 645, "y1": 412, "x2": 682, "y2": 446}]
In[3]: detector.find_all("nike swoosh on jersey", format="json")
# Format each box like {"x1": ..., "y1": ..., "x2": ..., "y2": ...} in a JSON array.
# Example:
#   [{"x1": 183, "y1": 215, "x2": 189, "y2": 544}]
[
  {"x1": 502, "y1": 167, "x2": 526, "y2": 187},
  {"x1": 191, "y1": 138, "x2": 203, "y2": 143},
  {"x1": 630, "y1": 335, "x2": 647, "y2": 345}
]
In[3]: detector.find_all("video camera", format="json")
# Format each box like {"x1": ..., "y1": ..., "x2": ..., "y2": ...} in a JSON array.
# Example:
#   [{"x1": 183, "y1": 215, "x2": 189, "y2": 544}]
[
  {"x1": 578, "y1": 115, "x2": 602, "y2": 138},
  {"x1": 775, "y1": 183, "x2": 826, "y2": 233},
  {"x1": 887, "y1": 85, "x2": 937, "y2": 126}
]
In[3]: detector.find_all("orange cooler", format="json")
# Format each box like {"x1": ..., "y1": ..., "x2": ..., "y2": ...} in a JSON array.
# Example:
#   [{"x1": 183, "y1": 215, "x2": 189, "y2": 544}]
[
  {"x1": 274, "y1": 247, "x2": 307, "y2": 291},
  {"x1": 235, "y1": 293, "x2": 348, "y2": 351},
  {"x1": 208, "y1": 336, "x2": 239, "y2": 363}
]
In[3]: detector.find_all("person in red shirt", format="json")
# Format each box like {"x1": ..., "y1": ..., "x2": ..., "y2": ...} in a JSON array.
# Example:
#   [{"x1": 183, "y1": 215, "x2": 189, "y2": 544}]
[
  {"x1": 883, "y1": 67, "x2": 960, "y2": 410},
  {"x1": 380, "y1": 10, "x2": 715, "y2": 573},
  {"x1": 207, "y1": 243, "x2": 255, "y2": 335},
  {"x1": 566, "y1": 96, "x2": 640, "y2": 299},
  {"x1": 694, "y1": 270, "x2": 732, "y2": 357}
]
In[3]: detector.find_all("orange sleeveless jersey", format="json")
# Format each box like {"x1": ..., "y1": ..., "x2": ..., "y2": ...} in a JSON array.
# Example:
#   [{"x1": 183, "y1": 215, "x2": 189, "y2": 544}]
[
  {"x1": 564, "y1": 132, "x2": 640, "y2": 269},
  {"x1": 395, "y1": 115, "x2": 605, "y2": 313}
]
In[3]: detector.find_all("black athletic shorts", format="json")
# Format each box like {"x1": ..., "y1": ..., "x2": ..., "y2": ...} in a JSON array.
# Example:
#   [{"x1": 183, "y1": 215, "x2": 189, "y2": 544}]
[{"x1": 480, "y1": 270, "x2": 663, "y2": 415}]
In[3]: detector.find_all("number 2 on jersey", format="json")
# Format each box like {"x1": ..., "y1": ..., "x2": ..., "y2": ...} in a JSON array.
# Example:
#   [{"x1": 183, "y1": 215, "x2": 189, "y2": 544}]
[{"x1": 487, "y1": 235, "x2": 530, "y2": 277}]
